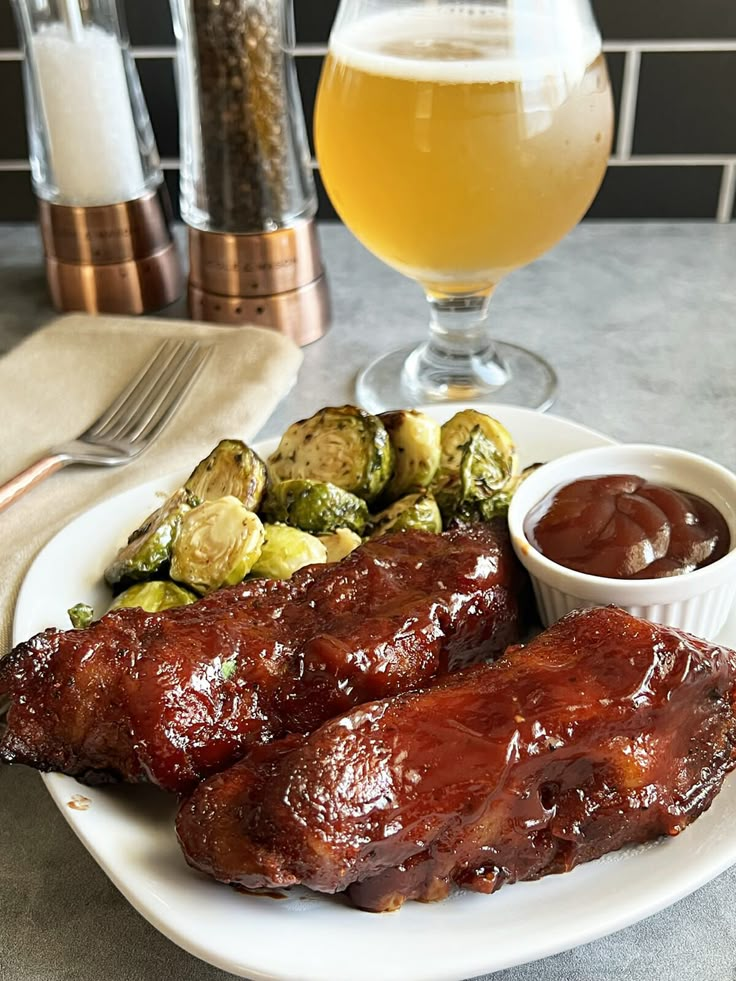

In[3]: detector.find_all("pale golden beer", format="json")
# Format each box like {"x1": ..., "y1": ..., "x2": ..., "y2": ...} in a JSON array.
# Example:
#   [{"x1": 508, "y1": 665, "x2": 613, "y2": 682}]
[{"x1": 315, "y1": 6, "x2": 613, "y2": 295}]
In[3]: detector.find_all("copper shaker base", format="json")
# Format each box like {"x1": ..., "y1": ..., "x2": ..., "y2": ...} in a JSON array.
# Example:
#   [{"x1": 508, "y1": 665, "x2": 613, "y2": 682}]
[
  {"x1": 46, "y1": 244, "x2": 183, "y2": 315},
  {"x1": 187, "y1": 220, "x2": 331, "y2": 345},
  {"x1": 188, "y1": 274, "x2": 330, "y2": 346},
  {"x1": 38, "y1": 189, "x2": 183, "y2": 314}
]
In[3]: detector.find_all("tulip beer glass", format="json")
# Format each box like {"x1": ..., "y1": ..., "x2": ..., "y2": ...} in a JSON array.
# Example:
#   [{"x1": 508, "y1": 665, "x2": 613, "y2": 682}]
[{"x1": 315, "y1": 0, "x2": 613, "y2": 411}]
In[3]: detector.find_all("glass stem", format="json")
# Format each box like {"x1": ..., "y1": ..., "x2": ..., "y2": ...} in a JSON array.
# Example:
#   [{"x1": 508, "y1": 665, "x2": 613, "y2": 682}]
[
  {"x1": 428, "y1": 291, "x2": 494, "y2": 358},
  {"x1": 402, "y1": 290, "x2": 510, "y2": 401}
]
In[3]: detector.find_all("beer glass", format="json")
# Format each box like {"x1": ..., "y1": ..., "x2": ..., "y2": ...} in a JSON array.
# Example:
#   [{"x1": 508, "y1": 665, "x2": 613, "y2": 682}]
[{"x1": 315, "y1": 0, "x2": 613, "y2": 411}]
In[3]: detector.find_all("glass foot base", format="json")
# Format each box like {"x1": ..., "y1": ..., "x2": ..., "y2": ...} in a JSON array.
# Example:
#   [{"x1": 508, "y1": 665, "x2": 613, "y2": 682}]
[{"x1": 356, "y1": 341, "x2": 557, "y2": 414}]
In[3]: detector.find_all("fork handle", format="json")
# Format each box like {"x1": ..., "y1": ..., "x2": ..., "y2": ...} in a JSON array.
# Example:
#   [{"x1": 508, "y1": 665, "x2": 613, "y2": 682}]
[{"x1": 0, "y1": 454, "x2": 69, "y2": 513}]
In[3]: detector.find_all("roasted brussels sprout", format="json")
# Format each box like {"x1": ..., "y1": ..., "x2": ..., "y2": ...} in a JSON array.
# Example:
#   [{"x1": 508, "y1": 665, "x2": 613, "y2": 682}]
[
  {"x1": 370, "y1": 492, "x2": 443, "y2": 537},
  {"x1": 68, "y1": 603, "x2": 94, "y2": 629},
  {"x1": 319, "y1": 527, "x2": 363, "y2": 563},
  {"x1": 185, "y1": 439, "x2": 267, "y2": 511},
  {"x1": 104, "y1": 488, "x2": 195, "y2": 587},
  {"x1": 250, "y1": 524, "x2": 327, "y2": 580},
  {"x1": 432, "y1": 411, "x2": 518, "y2": 519},
  {"x1": 379, "y1": 409, "x2": 441, "y2": 500},
  {"x1": 170, "y1": 496, "x2": 265, "y2": 594},
  {"x1": 448, "y1": 464, "x2": 542, "y2": 527},
  {"x1": 450, "y1": 494, "x2": 513, "y2": 527},
  {"x1": 109, "y1": 581, "x2": 198, "y2": 613},
  {"x1": 458, "y1": 427, "x2": 513, "y2": 501},
  {"x1": 264, "y1": 479, "x2": 369, "y2": 535},
  {"x1": 268, "y1": 405, "x2": 394, "y2": 503}
]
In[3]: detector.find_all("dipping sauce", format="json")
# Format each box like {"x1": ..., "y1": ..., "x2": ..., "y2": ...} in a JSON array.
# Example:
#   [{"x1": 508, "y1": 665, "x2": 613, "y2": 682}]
[{"x1": 525, "y1": 474, "x2": 730, "y2": 579}]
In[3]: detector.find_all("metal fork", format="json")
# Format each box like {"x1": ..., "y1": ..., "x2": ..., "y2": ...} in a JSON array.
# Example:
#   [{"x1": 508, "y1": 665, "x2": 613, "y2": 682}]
[{"x1": 0, "y1": 339, "x2": 211, "y2": 513}]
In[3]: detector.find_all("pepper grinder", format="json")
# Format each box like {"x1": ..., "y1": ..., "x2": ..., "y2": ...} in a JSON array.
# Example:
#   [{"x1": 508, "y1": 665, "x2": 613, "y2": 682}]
[
  {"x1": 170, "y1": 0, "x2": 330, "y2": 344},
  {"x1": 11, "y1": 0, "x2": 182, "y2": 314}
]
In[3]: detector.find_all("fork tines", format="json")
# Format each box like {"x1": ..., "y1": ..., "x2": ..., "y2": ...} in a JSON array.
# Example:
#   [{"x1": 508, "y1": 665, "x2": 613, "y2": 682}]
[{"x1": 82, "y1": 339, "x2": 212, "y2": 450}]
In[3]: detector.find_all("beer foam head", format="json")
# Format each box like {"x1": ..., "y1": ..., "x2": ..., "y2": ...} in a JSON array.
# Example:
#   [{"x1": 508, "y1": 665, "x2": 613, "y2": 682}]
[{"x1": 330, "y1": 4, "x2": 602, "y2": 84}]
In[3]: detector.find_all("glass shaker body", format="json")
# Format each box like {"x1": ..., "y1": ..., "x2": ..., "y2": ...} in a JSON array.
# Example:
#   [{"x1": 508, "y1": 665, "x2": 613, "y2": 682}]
[
  {"x1": 170, "y1": 0, "x2": 317, "y2": 233},
  {"x1": 11, "y1": 0, "x2": 162, "y2": 206}
]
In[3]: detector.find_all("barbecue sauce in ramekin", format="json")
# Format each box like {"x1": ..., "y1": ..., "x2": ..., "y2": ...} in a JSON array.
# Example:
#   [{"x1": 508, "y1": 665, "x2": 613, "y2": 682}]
[{"x1": 525, "y1": 474, "x2": 730, "y2": 579}]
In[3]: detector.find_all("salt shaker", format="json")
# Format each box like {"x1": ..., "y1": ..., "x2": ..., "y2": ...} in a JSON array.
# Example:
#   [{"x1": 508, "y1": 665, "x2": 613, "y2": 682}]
[
  {"x1": 170, "y1": 0, "x2": 330, "y2": 344},
  {"x1": 11, "y1": 0, "x2": 182, "y2": 314}
]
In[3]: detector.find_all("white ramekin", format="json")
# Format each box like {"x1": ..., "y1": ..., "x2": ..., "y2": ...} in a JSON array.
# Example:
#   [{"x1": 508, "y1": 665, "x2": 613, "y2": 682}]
[{"x1": 507, "y1": 443, "x2": 736, "y2": 641}]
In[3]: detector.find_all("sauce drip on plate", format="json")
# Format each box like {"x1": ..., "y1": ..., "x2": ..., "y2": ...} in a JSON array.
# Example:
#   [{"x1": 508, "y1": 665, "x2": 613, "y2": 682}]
[{"x1": 525, "y1": 474, "x2": 730, "y2": 579}]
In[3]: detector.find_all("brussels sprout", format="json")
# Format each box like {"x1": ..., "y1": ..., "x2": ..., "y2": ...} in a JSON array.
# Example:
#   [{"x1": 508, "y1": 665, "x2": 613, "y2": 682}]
[
  {"x1": 432, "y1": 411, "x2": 518, "y2": 520},
  {"x1": 250, "y1": 524, "x2": 327, "y2": 579},
  {"x1": 268, "y1": 406, "x2": 394, "y2": 503},
  {"x1": 264, "y1": 479, "x2": 369, "y2": 535},
  {"x1": 459, "y1": 427, "x2": 513, "y2": 501},
  {"x1": 185, "y1": 439, "x2": 267, "y2": 512},
  {"x1": 448, "y1": 464, "x2": 542, "y2": 527},
  {"x1": 319, "y1": 527, "x2": 363, "y2": 563},
  {"x1": 104, "y1": 488, "x2": 195, "y2": 587},
  {"x1": 108, "y1": 581, "x2": 198, "y2": 613},
  {"x1": 170, "y1": 496, "x2": 265, "y2": 594},
  {"x1": 68, "y1": 603, "x2": 94, "y2": 629},
  {"x1": 450, "y1": 494, "x2": 513, "y2": 527},
  {"x1": 370, "y1": 493, "x2": 443, "y2": 537},
  {"x1": 379, "y1": 409, "x2": 441, "y2": 500}
]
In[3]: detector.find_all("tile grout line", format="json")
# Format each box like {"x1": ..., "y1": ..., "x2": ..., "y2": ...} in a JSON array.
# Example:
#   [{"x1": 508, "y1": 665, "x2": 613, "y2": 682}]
[
  {"x1": 287, "y1": 45, "x2": 328, "y2": 57},
  {"x1": 615, "y1": 48, "x2": 641, "y2": 161},
  {"x1": 609, "y1": 155, "x2": 736, "y2": 166},
  {"x1": 1, "y1": 156, "x2": 735, "y2": 173},
  {"x1": 0, "y1": 39, "x2": 735, "y2": 60},
  {"x1": 716, "y1": 163, "x2": 736, "y2": 222},
  {"x1": 602, "y1": 39, "x2": 736, "y2": 52},
  {"x1": 126, "y1": 46, "x2": 177, "y2": 58}
]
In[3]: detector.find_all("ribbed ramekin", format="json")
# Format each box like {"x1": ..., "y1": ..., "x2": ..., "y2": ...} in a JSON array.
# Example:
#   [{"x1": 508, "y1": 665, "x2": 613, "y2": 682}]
[{"x1": 507, "y1": 444, "x2": 736, "y2": 641}]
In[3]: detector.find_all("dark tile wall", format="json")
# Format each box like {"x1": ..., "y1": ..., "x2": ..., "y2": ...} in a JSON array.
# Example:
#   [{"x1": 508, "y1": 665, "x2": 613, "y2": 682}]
[
  {"x1": 591, "y1": 0, "x2": 736, "y2": 41},
  {"x1": 635, "y1": 52, "x2": 736, "y2": 155},
  {"x1": 0, "y1": 2, "x2": 734, "y2": 222},
  {"x1": 587, "y1": 166, "x2": 724, "y2": 220}
]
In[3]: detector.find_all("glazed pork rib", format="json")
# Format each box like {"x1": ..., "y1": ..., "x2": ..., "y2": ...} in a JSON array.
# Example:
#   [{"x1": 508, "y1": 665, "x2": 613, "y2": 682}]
[
  {"x1": 176, "y1": 606, "x2": 736, "y2": 911},
  {"x1": 0, "y1": 524, "x2": 524, "y2": 794}
]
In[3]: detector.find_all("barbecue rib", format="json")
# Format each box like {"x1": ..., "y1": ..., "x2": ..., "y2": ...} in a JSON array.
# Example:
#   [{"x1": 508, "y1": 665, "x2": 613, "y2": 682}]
[
  {"x1": 0, "y1": 524, "x2": 524, "y2": 794},
  {"x1": 176, "y1": 606, "x2": 736, "y2": 911}
]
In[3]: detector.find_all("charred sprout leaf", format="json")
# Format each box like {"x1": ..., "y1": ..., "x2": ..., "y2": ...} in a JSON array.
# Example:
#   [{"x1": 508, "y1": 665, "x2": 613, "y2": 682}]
[
  {"x1": 450, "y1": 494, "x2": 513, "y2": 527},
  {"x1": 370, "y1": 492, "x2": 443, "y2": 537},
  {"x1": 108, "y1": 581, "x2": 198, "y2": 613},
  {"x1": 268, "y1": 405, "x2": 394, "y2": 503},
  {"x1": 185, "y1": 439, "x2": 268, "y2": 512},
  {"x1": 432, "y1": 411, "x2": 518, "y2": 520},
  {"x1": 439, "y1": 410, "x2": 517, "y2": 478},
  {"x1": 68, "y1": 603, "x2": 94, "y2": 629},
  {"x1": 250, "y1": 523, "x2": 327, "y2": 579},
  {"x1": 105, "y1": 488, "x2": 194, "y2": 587},
  {"x1": 264, "y1": 479, "x2": 369, "y2": 535},
  {"x1": 170, "y1": 496, "x2": 265, "y2": 594},
  {"x1": 319, "y1": 527, "x2": 363, "y2": 563},
  {"x1": 459, "y1": 427, "x2": 509, "y2": 501},
  {"x1": 448, "y1": 465, "x2": 542, "y2": 527},
  {"x1": 379, "y1": 409, "x2": 441, "y2": 500}
]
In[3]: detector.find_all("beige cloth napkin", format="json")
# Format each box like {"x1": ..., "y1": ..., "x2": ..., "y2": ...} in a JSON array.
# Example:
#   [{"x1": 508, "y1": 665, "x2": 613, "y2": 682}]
[{"x1": 0, "y1": 314, "x2": 302, "y2": 654}]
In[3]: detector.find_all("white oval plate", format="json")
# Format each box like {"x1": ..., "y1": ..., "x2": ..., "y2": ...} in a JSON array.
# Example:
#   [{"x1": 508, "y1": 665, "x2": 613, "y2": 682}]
[{"x1": 12, "y1": 405, "x2": 736, "y2": 981}]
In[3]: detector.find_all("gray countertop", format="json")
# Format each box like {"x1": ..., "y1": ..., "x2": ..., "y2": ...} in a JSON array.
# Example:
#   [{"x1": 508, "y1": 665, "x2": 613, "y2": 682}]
[{"x1": 1, "y1": 221, "x2": 736, "y2": 981}]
